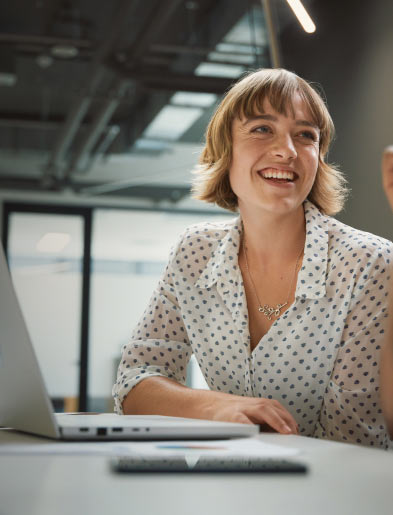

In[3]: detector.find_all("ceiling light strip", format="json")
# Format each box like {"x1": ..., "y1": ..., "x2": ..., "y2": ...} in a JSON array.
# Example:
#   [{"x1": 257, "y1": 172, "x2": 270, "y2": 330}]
[{"x1": 285, "y1": 0, "x2": 316, "y2": 33}]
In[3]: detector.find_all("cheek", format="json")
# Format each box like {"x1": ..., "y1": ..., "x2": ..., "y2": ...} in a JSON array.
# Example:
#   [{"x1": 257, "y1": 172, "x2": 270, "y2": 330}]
[
  {"x1": 228, "y1": 165, "x2": 239, "y2": 194},
  {"x1": 304, "y1": 148, "x2": 319, "y2": 175}
]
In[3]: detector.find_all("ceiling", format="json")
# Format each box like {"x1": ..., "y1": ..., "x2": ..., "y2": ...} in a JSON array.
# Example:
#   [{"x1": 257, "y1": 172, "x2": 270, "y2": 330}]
[{"x1": 0, "y1": 0, "x2": 300, "y2": 207}]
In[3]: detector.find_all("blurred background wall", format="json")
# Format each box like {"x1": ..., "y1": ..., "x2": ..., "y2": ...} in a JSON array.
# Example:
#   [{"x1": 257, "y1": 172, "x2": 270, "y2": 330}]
[{"x1": 281, "y1": 0, "x2": 393, "y2": 240}]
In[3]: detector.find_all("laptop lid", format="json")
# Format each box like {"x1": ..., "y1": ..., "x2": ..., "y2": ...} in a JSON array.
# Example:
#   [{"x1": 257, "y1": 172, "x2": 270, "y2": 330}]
[
  {"x1": 0, "y1": 243, "x2": 60, "y2": 438},
  {"x1": 0, "y1": 243, "x2": 258, "y2": 441}
]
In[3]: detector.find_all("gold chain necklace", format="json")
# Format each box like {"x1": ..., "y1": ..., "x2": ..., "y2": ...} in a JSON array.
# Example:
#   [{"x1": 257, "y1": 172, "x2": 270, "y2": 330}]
[{"x1": 242, "y1": 237, "x2": 304, "y2": 321}]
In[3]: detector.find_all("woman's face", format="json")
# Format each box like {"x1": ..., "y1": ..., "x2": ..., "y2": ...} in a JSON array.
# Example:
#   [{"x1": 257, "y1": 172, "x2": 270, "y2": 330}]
[{"x1": 229, "y1": 93, "x2": 320, "y2": 218}]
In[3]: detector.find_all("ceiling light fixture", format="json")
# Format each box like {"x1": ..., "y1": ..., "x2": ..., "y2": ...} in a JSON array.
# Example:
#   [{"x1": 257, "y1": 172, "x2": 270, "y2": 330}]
[
  {"x1": 51, "y1": 44, "x2": 79, "y2": 59},
  {"x1": 170, "y1": 91, "x2": 217, "y2": 108},
  {"x1": 36, "y1": 233, "x2": 71, "y2": 253},
  {"x1": 285, "y1": 0, "x2": 316, "y2": 33},
  {"x1": 143, "y1": 105, "x2": 203, "y2": 141}
]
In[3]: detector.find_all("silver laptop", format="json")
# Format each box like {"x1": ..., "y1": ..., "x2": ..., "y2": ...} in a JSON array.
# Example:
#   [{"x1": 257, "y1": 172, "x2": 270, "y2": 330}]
[{"x1": 0, "y1": 243, "x2": 258, "y2": 441}]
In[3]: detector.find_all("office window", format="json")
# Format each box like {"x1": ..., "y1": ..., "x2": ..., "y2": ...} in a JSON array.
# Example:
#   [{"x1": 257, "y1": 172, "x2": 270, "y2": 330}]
[{"x1": 7, "y1": 212, "x2": 84, "y2": 412}]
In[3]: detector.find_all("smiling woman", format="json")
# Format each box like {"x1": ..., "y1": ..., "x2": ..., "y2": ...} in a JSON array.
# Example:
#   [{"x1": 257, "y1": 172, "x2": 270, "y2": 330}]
[{"x1": 113, "y1": 68, "x2": 393, "y2": 449}]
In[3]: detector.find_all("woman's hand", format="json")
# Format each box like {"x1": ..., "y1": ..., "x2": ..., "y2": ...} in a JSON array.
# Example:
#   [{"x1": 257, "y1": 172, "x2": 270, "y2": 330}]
[
  {"x1": 123, "y1": 376, "x2": 299, "y2": 435},
  {"x1": 382, "y1": 145, "x2": 393, "y2": 210},
  {"x1": 205, "y1": 394, "x2": 299, "y2": 434}
]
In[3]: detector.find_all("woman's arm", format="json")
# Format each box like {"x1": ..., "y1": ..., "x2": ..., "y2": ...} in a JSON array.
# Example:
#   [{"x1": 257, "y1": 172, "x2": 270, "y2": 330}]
[{"x1": 122, "y1": 375, "x2": 299, "y2": 434}]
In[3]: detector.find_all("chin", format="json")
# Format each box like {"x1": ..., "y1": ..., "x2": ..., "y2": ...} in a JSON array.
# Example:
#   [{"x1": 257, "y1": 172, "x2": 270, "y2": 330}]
[{"x1": 261, "y1": 198, "x2": 303, "y2": 215}]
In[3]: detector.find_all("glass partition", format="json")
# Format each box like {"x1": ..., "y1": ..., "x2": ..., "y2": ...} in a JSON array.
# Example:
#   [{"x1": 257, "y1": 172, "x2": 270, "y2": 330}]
[
  {"x1": 88, "y1": 209, "x2": 231, "y2": 412},
  {"x1": 7, "y1": 212, "x2": 84, "y2": 412}
]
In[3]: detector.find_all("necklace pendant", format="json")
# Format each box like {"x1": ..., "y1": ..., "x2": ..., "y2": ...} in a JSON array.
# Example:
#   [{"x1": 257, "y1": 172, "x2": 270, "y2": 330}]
[{"x1": 258, "y1": 302, "x2": 288, "y2": 320}]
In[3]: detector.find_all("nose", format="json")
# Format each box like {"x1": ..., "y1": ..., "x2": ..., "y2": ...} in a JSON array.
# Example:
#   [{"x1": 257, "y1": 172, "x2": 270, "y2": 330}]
[{"x1": 269, "y1": 134, "x2": 297, "y2": 160}]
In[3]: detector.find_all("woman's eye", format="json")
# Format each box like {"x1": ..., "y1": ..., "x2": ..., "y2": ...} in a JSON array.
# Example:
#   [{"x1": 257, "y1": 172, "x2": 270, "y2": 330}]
[
  {"x1": 253, "y1": 125, "x2": 271, "y2": 134},
  {"x1": 299, "y1": 130, "x2": 318, "y2": 141}
]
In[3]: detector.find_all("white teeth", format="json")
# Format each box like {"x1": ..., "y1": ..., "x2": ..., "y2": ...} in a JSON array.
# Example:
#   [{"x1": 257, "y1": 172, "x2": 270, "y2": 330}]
[{"x1": 261, "y1": 169, "x2": 295, "y2": 180}]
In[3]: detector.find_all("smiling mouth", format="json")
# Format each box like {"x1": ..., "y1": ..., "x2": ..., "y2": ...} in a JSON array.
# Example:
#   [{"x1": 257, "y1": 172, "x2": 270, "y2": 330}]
[{"x1": 258, "y1": 168, "x2": 298, "y2": 182}]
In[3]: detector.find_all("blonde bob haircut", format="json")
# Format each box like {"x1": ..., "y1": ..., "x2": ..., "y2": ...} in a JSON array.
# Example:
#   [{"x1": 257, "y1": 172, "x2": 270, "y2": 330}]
[{"x1": 192, "y1": 68, "x2": 348, "y2": 215}]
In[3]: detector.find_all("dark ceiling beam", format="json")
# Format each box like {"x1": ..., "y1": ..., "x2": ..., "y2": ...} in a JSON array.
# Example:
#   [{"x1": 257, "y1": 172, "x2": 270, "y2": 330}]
[
  {"x1": 78, "y1": 184, "x2": 190, "y2": 202},
  {"x1": 0, "y1": 33, "x2": 93, "y2": 50},
  {"x1": 0, "y1": 175, "x2": 190, "y2": 202},
  {"x1": 43, "y1": 0, "x2": 139, "y2": 182},
  {"x1": 0, "y1": 117, "x2": 122, "y2": 133},
  {"x1": 0, "y1": 118, "x2": 60, "y2": 130},
  {"x1": 120, "y1": 69, "x2": 234, "y2": 94},
  {"x1": 150, "y1": 43, "x2": 265, "y2": 57},
  {"x1": 0, "y1": 176, "x2": 63, "y2": 192}
]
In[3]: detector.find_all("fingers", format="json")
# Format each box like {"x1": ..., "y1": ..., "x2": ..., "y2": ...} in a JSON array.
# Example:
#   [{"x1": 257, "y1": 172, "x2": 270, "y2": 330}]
[
  {"x1": 259, "y1": 406, "x2": 294, "y2": 434},
  {"x1": 383, "y1": 145, "x2": 393, "y2": 156},
  {"x1": 271, "y1": 401, "x2": 299, "y2": 434},
  {"x1": 212, "y1": 396, "x2": 299, "y2": 434},
  {"x1": 245, "y1": 401, "x2": 298, "y2": 435}
]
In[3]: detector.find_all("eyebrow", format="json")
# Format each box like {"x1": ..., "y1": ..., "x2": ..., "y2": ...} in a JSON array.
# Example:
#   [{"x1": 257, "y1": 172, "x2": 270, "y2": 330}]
[{"x1": 241, "y1": 114, "x2": 319, "y2": 130}]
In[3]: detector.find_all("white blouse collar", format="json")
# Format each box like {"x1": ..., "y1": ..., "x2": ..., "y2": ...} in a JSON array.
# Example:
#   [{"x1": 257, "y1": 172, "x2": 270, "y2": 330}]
[{"x1": 196, "y1": 200, "x2": 329, "y2": 300}]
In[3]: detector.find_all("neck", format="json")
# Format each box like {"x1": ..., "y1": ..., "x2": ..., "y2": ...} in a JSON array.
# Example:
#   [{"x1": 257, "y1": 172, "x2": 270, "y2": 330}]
[{"x1": 240, "y1": 204, "x2": 306, "y2": 264}]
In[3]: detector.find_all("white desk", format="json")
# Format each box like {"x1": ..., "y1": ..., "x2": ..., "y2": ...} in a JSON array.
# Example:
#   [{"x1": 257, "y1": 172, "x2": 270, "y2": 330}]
[{"x1": 0, "y1": 429, "x2": 392, "y2": 515}]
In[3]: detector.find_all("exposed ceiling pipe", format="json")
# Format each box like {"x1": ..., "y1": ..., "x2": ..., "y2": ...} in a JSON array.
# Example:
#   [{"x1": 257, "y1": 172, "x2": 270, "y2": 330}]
[
  {"x1": 261, "y1": 0, "x2": 282, "y2": 68},
  {"x1": 64, "y1": 78, "x2": 132, "y2": 177},
  {"x1": 80, "y1": 125, "x2": 121, "y2": 174},
  {"x1": 42, "y1": 0, "x2": 139, "y2": 182},
  {"x1": 110, "y1": 67, "x2": 234, "y2": 93}
]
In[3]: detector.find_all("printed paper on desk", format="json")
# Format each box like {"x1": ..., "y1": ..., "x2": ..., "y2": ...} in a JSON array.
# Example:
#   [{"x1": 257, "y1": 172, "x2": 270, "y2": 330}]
[{"x1": 120, "y1": 437, "x2": 300, "y2": 459}]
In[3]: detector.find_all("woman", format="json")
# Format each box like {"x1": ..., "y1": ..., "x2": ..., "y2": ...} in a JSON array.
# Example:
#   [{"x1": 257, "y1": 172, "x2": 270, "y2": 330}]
[{"x1": 113, "y1": 68, "x2": 392, "y2": 448}]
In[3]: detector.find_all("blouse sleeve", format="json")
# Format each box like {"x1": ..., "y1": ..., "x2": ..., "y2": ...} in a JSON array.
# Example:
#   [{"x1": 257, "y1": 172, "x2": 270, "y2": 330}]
[
  {"x1": 112, "y1": 233, "x2": 192, "y2": 414},
  {"x1": 314, "y1": 248, "x2": 392, "y2": 448}
]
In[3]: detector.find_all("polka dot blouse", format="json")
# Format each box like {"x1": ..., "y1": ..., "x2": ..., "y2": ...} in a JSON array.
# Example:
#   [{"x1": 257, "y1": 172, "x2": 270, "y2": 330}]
[{"x1": 113, "y1": 200, "x2": 393, "y2": 448}]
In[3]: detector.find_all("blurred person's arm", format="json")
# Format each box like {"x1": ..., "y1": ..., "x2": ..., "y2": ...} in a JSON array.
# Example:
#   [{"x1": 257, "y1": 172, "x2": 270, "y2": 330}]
[
  {"x1": 381, "y1": 146, "x2": 393, "y2": 438},
  {"x1": 382, "y1": 146, "x2": 393, "y2": 210},
  {"x1": 380, "y1": 274, "x2": 393, "y2": 438}
]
